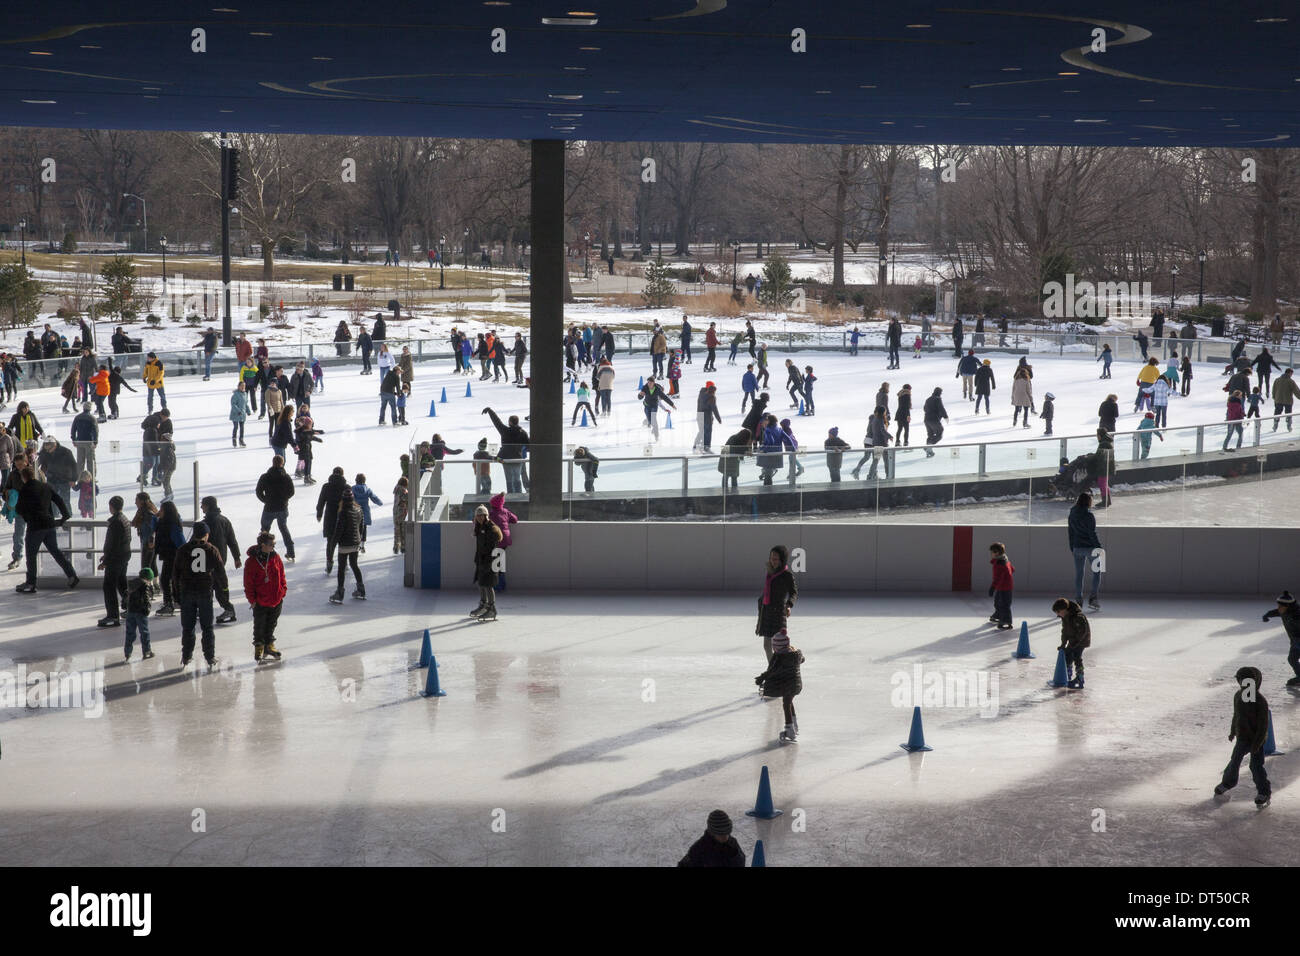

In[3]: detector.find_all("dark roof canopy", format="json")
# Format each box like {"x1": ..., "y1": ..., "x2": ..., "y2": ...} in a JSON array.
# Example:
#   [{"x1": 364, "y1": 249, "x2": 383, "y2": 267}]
[{"x1": 1, "y1": 1, "x2": 1297, "y2": 145}]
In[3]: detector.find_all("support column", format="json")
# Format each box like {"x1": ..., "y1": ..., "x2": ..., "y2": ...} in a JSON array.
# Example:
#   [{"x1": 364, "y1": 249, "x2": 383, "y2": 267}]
[{"x1": 529, "y1": 140, "x2": 565, "y2": 520}]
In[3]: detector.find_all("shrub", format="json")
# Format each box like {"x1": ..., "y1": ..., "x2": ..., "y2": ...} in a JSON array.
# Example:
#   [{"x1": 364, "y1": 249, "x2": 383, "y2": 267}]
[
  {"x1": 258, "y1": 302, "x2": 271, "y2": 319},
  {"x1": 1182, "y1": 303, "x2": 1226, "y2": 320},
  {"x1": 146, "y1": 314, "x2": 162, "y2": 326},
  {"x1": 1243, "y1": 310, "x2": 1264, "y2": 325},
  {"x1": 0, "y1": 264, "x2": 43, "y2": 329},
  {"x1": 756, "y1": 253, "x2": 797, "y2": 310},
  {"x1": 61, "y1": 231, "x2": 77, "y2": 254},
  {"x1": 641, "y1": 257, "x2": 677, "y2": 308},
  {"x1": 99, "y1": 255, "x2": 138, "y2": 321}
]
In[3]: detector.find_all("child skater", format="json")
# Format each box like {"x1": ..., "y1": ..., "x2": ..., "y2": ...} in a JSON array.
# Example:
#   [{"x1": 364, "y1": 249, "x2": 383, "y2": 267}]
[
  {"x1": 913, "y1": 335, "x2": 923, "y2": 358},
  {"x1": 1053, "y1": 597, "x2": 1092, "y2": 689},
  {"x1": 73, "y1": 469, "x2": 98, "y2": 518},
  {"x1": 396, "y1": 382, "x2": 410, "y2": 425},
  {"x1": 1214, "y1": 666, "x2": 1271, "y2": 808},
  {"x1": 311, "y1": 356, "x2": 324, "y2": 394},
  {"x1": 988, "y1": 542, "x2": 1014, "y2": 630},
  {"x1": 754, "y1": 627, "x2": 804, "y2": 743},
  {"x1": 1040, "y1": 392, "x2": 1055, "y2": 436}
]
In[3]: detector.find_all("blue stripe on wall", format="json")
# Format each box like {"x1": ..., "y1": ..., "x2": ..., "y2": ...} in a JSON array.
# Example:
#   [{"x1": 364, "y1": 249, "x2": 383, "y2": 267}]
[{"x1": 420, "y1": 522, "x2": 441, "y2": 588}]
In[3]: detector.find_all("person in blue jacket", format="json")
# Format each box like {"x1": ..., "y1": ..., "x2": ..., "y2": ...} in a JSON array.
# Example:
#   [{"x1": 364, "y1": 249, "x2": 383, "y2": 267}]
[
  {"x1": 956, "y1": 349, "x2": 980, "y2": 400},
  {"x1": 741, "y1": 363, "x2": 758, "y2": 412},
  {"x1": 1097, "y1": 344, "x2": 1113, "y2": 379},
  {"x1": 351, "y1": 472, "x2": 383, "y2": 553}
]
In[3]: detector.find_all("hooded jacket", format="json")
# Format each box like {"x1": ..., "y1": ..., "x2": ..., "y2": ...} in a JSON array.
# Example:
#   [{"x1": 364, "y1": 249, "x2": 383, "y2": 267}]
[
  {"x1": 102, "y1": 511, "x2": 133, "y2": 567},
  {"x1": 71, "y1": 410, "x2": 99, "y2": 444},
  {"x1": 923, "y1": 391, "x2": 948, "y2": 422},
  {"x1": 957, "y1": 354, "x2": 979, "y2": 376},
  {"x1": 256, "y1": 465, "x2": 296, "y2": 512},
  {"x1": 244, "y1": 545, "x2": 287, "y2": 607},
  {"x1": 1230, "y1": 667, "x2": 1269, "y2": 752},
  {"x1": 316, "y1": 472, "x2": 349, "y2": 538},
  {"x1": 333, "y1": 500, "x2": 364, "y2": 550},
  {"x1": 352, "y1": 482, "x2": 383, "y2": 526},
  {"x1": 974, "y1": 364, "x2": 996, "y2": 394},
  {"x1": 488, "y1": 492, "x2": 518, "y2": 547},
  {"x1": 1057, "y1": 602, "x2": 1091, "y2": 650},
  {"x1": 16, "y1": 479, "x2": 69, "y2": 530},
  {"x1": 173, "y1": 538, "x2": 228, "y2": 595},
  {"x1": 200, "y1": 504, "x2": 240, "y2": 566},
  {"x1": 755, "y1": 647, "x2": 804, "y2": 699}
]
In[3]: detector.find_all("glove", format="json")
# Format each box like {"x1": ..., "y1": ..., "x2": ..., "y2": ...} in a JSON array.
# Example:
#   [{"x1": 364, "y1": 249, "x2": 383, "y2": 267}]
[
  {"x1": 1263, "y1": 614, "x2": 1270, "y2": 623},
  {"x1": 988, "y1": 586, "x2": 994, "y2": 597},
  {"x1": 754, "y1": 675, "x2": 764, "y2": 687}
]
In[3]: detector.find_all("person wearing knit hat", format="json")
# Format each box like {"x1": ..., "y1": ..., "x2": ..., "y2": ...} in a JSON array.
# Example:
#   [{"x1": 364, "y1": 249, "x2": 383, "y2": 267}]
[
  {"x1": 1214, "y1": 666, "x2": 1271, "y2": 807},
  {"x1": 677, "y1": 809, "x2": 746, "y2": 867},
  {"x1": 778, "y1": 417, "x2": 804, "y2": 485},
  {"x1": 1039, "y1": 390, "x2": 1055, "y2": 435},
  {"x1": 756, "y1": 627, "x2": 805, "y2": 743},
  {"x1": 470, "y1": 504, "x2": 502, "y2": 620},
  {"x1": 329, "y1": 485, "x2": 365, "y2": 604},
  {"x1": 693, "y1": 381, "x2": 721, "y2": 454},
  {"x1": 123, "y1": 565, "x2": 159, "y2": 661},
  {"x1": 974, "y1": 357, "x2": 996, "y2": 415},
  {"x1": 1263, "y1": 590, "x2": 1300, "y2": 686},
  {"x1": 824, "y1": 426, "x2": 850, "y2": 482}
]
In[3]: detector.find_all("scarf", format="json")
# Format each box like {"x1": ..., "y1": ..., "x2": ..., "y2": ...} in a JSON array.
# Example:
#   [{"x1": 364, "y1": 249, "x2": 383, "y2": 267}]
[{"x1": 762, "y1": 565, "x2": 788, "y2": 605}]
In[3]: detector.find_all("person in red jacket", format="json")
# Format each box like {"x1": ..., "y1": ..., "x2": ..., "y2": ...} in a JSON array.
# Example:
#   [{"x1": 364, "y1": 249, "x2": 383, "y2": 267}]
[
  {"x1": 988, "y1": 541, "x2": 1015, "y2": 630},
  {"x1": 244, "y1": 530, "x2": 286, "y2": 662},
  {"x1": 703, "y1": 321, "x2": 719, "y2": 372}
]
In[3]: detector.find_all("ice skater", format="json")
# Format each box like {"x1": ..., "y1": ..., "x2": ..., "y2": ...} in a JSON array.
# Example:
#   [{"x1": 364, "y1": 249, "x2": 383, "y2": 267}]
[
  {"x1": 1053, "y1": 597, "x2": 1091, "y2": 688},
  {"x1": 677, "y1": 810, "x2": 746, "y2": 867},
  {"x1": 1097, "y1": 344, "x2": 1113, "y2": 378},
  {"x1": 244, "y1": 531, "x2": 286, "y2": 663},
  {"x1": 1040, "y1": 391, "x2": 1055, "y2": 435},
  {"x1": 756, "y1": 545, "x2": 797, "y2": 664},
  {"x1": 1262, "y1": 590, "x2": 1300, "y2": 686},
  {"x1": 988, "y1": 542, "x2": 1014, "y2": 629},
  {"x1": 1214, "y1": 666, "x2": 1271, "y2": 808},
  {"x1": 755, "y1": 628, "x2": 804, "y2": 743},
  {"x1": 470, "y1": 504, "x2": 502, "y2": 621}
]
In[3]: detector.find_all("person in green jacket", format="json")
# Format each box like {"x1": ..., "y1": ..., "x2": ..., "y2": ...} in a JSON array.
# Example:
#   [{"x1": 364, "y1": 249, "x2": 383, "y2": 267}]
[{"x1": 1135, "y1": 411, "x2": 1163, "y2": 459}]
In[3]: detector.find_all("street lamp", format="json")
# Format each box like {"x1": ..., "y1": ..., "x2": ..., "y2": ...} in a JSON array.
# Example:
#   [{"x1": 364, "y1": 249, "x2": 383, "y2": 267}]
[
  {"x1": 123, "y1": 192, "x2": 147, "y2": 253},
  {"x1": 17, "y1": 218, "x2": 27, "y2": 268},
  {"x1": 438, "y1": 234, "x2": 446, "y2": 290},
  {"x1": 1197, "y1": 250, "x2": 1206, "y2": 307},
  {"x1": 160, "y1": 235, "x2": 168, "y2": 286},
  {"x1": 463, "y1": 227, "x2": 470, "y2": 273},
  {"x1": 729, "y1": 240, "x2": 740, "y2": 290},
  {"x1": 584, "y1": 233, "x2": 591, "y2": 279},
  {"x1": 1170, "y1": 264, "x2": 1179, "y2": 312}
]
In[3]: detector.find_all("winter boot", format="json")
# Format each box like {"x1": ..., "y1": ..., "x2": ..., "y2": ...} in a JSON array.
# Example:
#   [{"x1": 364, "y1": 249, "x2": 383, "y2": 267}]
[{"x1": 263, "y1": 641, "x2": 282, "y2": 661}]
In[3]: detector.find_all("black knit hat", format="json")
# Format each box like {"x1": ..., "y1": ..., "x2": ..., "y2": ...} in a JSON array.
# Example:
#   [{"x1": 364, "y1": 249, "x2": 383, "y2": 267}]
[
  {"x1": 1278, "y1": 591, "x2": 1296, "y2": 605},
  {"x1": 706, "y1": 809, "x2": 732, "y2": 837}
]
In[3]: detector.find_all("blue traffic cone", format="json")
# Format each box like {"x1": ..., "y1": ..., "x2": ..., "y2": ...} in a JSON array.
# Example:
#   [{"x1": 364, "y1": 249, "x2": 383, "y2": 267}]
[
  {"x1": 417, "y1": 629, "x2": 432, "y2": 668},
  {"x1": 1049, "y1": 648, "x2": 1070, "y2": 687},
  {"x1": 428, "y1": 400, "x2": 437, "y2": 417},
  {"x1": 579, "y1": 408, "x2": 588, "y2": 427},
  {"x1": 495, "y1": 571, "x2": 506, "y2": 593},
  {"x1": 465, "y1": 381, "x2": 472, "y2": 398},
  {"x1": 745, "y1": 765, "x2": 783, "y2": 819},
  {"x1": 638, "y1": 376, "x2": 645, "y2": 389},
  {"x1": 439, "y1": 386, "x2": 448, "y2": 404},
  {"x1": 664, "y1": 412, "x2": 673, "y2": 429},
  {"x1": 798, "y1": 399, "x2": 805, "y2": 415},
  {"x1": 900, "y1": 705, "x2": 933, "y2": 752},
  {"x1": 1264, "y1": 709, "x2": 1283, "y2": 756},
  {"x1": 752, "y1": 840, "x2": 767, "y2": 867},
  {"x1": 1014, "y1": 621, "x2": 1035, "y2": 659},
  {"x1": 568, "y1": 377, "x2": 576, "y2": 394},
  {"x1": 421, "y1": 654, "x2": 447, "y2": 697},
  {"x1": 751, "y1": 497, "x2": 759, "y2": 518}
]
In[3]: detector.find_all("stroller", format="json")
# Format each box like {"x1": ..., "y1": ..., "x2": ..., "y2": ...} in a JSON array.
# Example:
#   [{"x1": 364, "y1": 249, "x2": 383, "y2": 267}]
[{"x1": 1047, "y1": 454, "x2": 1095, "y2": 499}]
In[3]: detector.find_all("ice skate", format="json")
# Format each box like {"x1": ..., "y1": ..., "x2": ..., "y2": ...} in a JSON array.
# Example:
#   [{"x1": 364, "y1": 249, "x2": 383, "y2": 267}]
[
  {"x1": 1255, "y1": 793, "x2": 1270, "y2": 808},
  {"x1": 352, "y1": 588, "x2": 366, "y2": 600},
  {"x1": 205, "y1": 657, "x2": 219, "y2": 671},
  {"x1": 253, "y1": 642, "x2": 264, "y2": 663},
  {"x1": 1088, "y1": 596, "x2": 1100, "y2": 611},
  {"x1": 478, "y1": 606, "x2": 498, "y2": 622},
  {"x1": 216, "y1": 608, "x2": 236, "y2": 624},
  {"x1": 779, "y1": 724, "x2": 798, "y2": 744},
  {"x1": 5, "y1": 558, "x2": 19, "y2": 571},
  {"x1": 1067, "y1": 674, "x2": 1085, "y2": 689},
  {"x1": 263, "y1": 641, "x2": 282, "y2": 661},
  {"x1": 328, "y1": 590, "x2": 344, "y2": 605},
  {"x1": 154, "y1": 603, "x2": 175, "y2": 616},
  {"x1": 1214, "y1": 783, "x2": 1230, "y2": 796}
]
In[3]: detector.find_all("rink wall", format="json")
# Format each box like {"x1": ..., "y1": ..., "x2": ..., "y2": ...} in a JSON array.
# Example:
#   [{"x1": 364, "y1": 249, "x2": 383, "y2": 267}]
[{"x1": 411, "y1": 521, "x2": 1298, "y2": 596}]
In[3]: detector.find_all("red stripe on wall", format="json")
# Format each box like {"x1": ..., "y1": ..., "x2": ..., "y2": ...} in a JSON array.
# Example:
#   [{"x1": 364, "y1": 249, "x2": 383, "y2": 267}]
[{"x1": 952, "y1": 525, "x2": 973, "y2": 591}]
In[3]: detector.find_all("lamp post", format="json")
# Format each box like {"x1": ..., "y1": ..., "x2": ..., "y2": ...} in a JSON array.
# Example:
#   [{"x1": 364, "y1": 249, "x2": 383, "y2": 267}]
[
  {"x1": 18, "y1": 218, "x2": 27, "y2": 267},
  {"x1": 730, "y1": 240, "x2": 740, "y2": 290},
  {"x1": 584, "y1": 233, "x2": 591, "y2": 279},
  {"x1": 1170, "y1": 264, "x2": 1179, "y2": 312},
  {"x1": 1197, "y1": 250, "x2": 1206, "y2": 307},
  {"x1": 463, "y1": 227, "x2": 470, "y2": 273},
  {"x1": 438, "y1": 234, "x2": 446, "y2": 290},
  {"x1": 879, "y1": 253, "x2": 889, "y2": 318},
  {"x1": 160, "y1": 235, "x2": 168, "y2": 286},
  {"x1": 123, "y1": 192, "x2": 147, "y2": 253}
]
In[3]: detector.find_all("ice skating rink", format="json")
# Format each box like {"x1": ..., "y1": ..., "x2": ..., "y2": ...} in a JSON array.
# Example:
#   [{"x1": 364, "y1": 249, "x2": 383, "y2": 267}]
[{"x1": 0, "y1": 588, "x2": 1294, "y2": 866}]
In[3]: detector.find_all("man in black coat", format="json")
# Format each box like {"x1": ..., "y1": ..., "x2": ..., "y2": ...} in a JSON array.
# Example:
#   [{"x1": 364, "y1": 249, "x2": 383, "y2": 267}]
[
  {"x1": 951, "y1": 318, "x2": 964, "y2": 357},
  {"x1": 14, "y1": 469, "x2": 78, "y2": 593},
  {"x1": 200, "y1": 495, "x2": 242, "y2": 624},
  {"x1": 173, "y1": 521, "x2": 227, "y2": 668},
  {"x1": 740, "y1": 392, "x2": 770, "y2": 447},
  {"x1": 98, "y1": 495, "x2": 132, "y2": 627},
  {"x1": 357, "y1": 328, "x2": 373, "y2": 375},
  {"x1": 256, "y1": 456, "x2": 297, "y2": 561},
  {"x1": 677, "y1": 810, "x2": 746, "y2": 868},
  {"x1": 372, "y1": 312, "x2": 387, "y2": 345},
  {"x1": 70, "y1": 403, "x2": 99, "y2": 477},
  {"x1": 316, "y1": 466, "x2": 349, "y2": 574},
  {"x1": 1215, "y1": 666, "x2": 1270, "y2": 806},
  {"x1": 887, "y1": 318, "x2": 902, "y2": 369},
  {"x1": 38, "y1": 436, "x2": 78, "y2": 516},
  {"x1": 1263, "y1": 590, "x2": 1300, "y2": 686},
  {"x1": 483, "y1": 408, "x2": 530, "y2": 494},
  {"x1": 923, "y1": 387, "x2": 949, "y2": 458},
  {"x1": 379, "y1": 367, "x2": 401, "y2": 425}
]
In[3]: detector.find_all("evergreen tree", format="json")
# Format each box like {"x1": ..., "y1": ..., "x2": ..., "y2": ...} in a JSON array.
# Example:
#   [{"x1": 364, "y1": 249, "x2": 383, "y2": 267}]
[
  {"x1": 0, "y1": 264, "x2": 43, "y2": 329},
  {"x1": 757, "y1": 253, "x2": 796, "y2": 310},
  {"x1": 99, "y1": 255, "x2": 138, "y2": 321},
  {"x1": 641, "y1": 256, "x2": 677, "y2": 308}
]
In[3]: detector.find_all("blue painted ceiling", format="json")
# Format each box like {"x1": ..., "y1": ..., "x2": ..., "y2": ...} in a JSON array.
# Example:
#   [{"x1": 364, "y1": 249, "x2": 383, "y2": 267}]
[{"x1": 0, "y1": 1, "x2": 1297, "y2": 144}]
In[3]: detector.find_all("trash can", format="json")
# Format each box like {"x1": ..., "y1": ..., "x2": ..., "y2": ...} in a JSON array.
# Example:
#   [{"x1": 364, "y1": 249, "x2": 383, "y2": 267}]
[
  {"x1": 332, "y1": 273, "x2": 342, "y2": 292},
  {"x1": 1211, "y1": 316, "x2": 1226, "y2": 338},
  {"x1": 344, "y1": 274, "x2": 355, "y2": 292}
]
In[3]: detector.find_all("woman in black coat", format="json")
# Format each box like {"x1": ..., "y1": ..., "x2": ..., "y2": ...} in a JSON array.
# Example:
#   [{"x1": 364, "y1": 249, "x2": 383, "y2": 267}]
[
  {"x1": 1097, "y1": 394, "x2": 1119, "y2": 433},
  {"x1": 756, "y1": 544, "x2": 798, "y2": 663},
  {"x1": 471, "y1": 505, "x2": 503, "y2": 621}
]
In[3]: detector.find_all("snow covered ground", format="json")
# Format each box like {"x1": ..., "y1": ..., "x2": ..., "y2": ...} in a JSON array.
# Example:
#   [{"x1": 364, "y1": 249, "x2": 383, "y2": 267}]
[{"x1": 1, "y1": 591, "x2": 1295, "y2": 866}]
